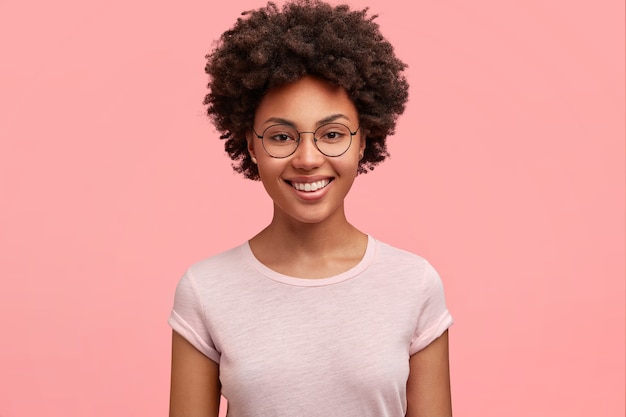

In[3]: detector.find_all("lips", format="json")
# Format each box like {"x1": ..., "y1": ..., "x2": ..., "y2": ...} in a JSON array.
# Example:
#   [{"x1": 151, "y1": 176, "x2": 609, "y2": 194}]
[{"x1": 286, "y1": 178, "x2": 333, "y2": 192}]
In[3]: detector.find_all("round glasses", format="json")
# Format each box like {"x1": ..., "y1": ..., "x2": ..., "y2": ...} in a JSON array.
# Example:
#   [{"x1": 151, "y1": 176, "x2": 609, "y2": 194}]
[{"x1": 252, "y1": 123, "x2": 359, "y2": 158}]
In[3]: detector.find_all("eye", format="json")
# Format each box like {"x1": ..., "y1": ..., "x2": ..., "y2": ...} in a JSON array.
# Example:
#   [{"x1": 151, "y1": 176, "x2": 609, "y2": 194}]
[
  {"x1": 316, "y1": 124, "x2": 349, "y2": 142},
  {"x1": 270, "y1": 133, "x2": 294, "y2": 142},
  {"x1": 264, "y1": 125, "x2": 297, "y2": 144},
  {"x1": 323, "y1": 131, "x2": 341, "y2": 140}
]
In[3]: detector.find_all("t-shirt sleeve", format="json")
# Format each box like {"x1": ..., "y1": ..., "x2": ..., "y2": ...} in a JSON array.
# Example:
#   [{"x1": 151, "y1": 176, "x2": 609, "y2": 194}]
[
  {"x1": 409, "y1": 262, "x2": 454, "y2": 355},
  {"x1": 168, "y1": 269, "x2": 221, "y2": 363}
]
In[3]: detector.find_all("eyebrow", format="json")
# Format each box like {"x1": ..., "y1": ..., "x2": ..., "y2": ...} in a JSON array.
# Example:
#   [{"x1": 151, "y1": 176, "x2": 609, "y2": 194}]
[{"x1": 261, "y1": 113, "x2": 352, "y2": 127}]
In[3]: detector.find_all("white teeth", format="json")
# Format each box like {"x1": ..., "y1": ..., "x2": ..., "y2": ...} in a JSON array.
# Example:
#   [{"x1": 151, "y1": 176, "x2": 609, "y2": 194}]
[{"x1": 291, "y1": 179, "x2": 330, "y2": 192}]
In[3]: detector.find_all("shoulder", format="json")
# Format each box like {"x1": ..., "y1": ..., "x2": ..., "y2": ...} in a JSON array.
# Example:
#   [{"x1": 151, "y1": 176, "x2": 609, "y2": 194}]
[
  {"x1": 373, "y1": 238, "x2": 437, "y2": 275},
  {"x1": 186, "y1": 242, "x2": 249, "y2": 280},
  {"x1": 175, "y1": 242, "x2": 258, "y2": 298},
  {"x1": 367, "y1": 238, "x2": 446, "y2": 297},
  {"x1": 173, "y1": 242, "x2": 256, "y2": 312}
]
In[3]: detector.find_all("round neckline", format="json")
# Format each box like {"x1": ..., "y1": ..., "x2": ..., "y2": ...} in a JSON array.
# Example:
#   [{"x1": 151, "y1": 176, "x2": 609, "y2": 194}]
[{"x1": 242, "y1": 235, "x2": 376, "y2": 287}]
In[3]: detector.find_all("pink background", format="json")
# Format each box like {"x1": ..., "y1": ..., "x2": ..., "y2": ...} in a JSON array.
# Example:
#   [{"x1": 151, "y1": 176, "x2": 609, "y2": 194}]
[{"x1": 0, "y1": 0, "x2": 623, "y2": 416}]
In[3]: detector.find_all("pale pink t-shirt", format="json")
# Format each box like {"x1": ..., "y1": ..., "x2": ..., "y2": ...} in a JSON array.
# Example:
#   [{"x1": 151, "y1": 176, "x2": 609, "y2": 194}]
[{"x1": 169, "y1": 235, "x2": 453, "y2": 416}]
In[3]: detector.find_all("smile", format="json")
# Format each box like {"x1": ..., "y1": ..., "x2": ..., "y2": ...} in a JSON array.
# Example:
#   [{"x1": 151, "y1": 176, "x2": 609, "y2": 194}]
[{"x1": 288, "y1": 179, "x2": 331, "y2": 192}]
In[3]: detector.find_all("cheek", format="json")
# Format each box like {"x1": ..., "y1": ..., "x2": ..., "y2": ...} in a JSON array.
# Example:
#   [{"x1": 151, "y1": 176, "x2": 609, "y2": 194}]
[
  {"x1": 256, "y1": 158, "x2": 284, "y2": 180},
  {"x1": 334, "y1": 156, "x2": 361, "y2": 177}
]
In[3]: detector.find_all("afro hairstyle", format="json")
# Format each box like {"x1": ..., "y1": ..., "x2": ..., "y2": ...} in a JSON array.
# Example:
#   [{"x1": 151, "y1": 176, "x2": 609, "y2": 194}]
[{"x1": 203, "y1": 0, "x2": 409, "y2": 180}]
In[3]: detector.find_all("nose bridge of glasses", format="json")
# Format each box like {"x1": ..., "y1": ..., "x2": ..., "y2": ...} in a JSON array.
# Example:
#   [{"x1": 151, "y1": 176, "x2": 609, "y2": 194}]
[
  {"x1": 294, "y1": 131, "x2": 322, "y2": 157},
  {"x1": 296, "y1": 130, "x2": 317, "y2": 142}
]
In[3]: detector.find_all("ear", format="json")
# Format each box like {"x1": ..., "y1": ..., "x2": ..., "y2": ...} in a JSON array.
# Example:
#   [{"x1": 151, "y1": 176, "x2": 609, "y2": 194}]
[
  {"x1": 246, "y1": 131, "x2": 257, "y2": 161},
  {"x1": 358, "y1": 134, "x2": 366, "y2": 159}
]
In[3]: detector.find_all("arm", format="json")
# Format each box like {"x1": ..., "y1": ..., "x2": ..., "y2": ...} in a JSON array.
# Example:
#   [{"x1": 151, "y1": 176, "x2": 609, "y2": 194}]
[
  {"x1": 406, "y1": 330, "x2": 452, "y2": 417},
  {"x1": 169, "y1": 330, "x2": 221, "y2": 417}
]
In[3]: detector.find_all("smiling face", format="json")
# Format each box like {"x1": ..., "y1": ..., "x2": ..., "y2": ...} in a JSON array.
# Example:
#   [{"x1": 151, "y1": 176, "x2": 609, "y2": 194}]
[{"x1": 248, "y1": 76, "x2": 365, "y2": 226}]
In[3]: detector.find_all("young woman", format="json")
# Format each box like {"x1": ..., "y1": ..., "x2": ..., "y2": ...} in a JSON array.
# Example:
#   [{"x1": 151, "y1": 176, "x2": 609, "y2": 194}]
[{"x1": 169, "y1": 1, "x2": 453, "y2": 416}]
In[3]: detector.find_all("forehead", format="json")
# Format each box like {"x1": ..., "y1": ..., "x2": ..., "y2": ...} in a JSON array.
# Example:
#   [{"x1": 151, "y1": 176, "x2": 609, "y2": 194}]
[{"x1": 254, "y1": 76, "x2": 358, "y2": 126}]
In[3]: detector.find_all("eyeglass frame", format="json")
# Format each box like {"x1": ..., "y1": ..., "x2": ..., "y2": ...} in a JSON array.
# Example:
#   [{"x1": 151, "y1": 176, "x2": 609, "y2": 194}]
[{"x1": 251, "y1": 122, "x2": 360, "y2": 158}]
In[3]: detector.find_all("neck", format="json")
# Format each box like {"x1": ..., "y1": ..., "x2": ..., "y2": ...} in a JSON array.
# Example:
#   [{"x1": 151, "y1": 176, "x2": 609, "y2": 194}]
[
  {"x1": 248, "y1": 204, "x2": 368, "y2": 278},
  {"x1": 269, "y1": 210, "x2": 358, "y2": 251},
  {"x1": 251, "y1": 201, "x2": 366, "y2": 254}
]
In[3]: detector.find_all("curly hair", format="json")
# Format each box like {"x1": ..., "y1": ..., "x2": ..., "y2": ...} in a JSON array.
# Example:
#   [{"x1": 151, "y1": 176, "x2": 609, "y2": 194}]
[{"x1": 203, "y1": 0, "x2": 409, "y2": 180}]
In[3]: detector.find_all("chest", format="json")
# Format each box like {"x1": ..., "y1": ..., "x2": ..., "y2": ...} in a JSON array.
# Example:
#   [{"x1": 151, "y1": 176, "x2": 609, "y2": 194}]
[{"x1": 209, "y1": 287, "x2": 416, "y2": 414}]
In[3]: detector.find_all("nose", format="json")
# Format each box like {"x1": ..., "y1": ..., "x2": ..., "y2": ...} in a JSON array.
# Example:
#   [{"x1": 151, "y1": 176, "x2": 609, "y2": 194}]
[{"x1": 291, "y1": 132, "x2": 324, "y2": 170}]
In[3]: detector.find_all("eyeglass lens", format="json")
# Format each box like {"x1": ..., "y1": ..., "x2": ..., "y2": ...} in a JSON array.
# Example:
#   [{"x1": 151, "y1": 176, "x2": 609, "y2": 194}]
[{"x1": 261, "y1": 123, "x2": 353, "y2": 157}]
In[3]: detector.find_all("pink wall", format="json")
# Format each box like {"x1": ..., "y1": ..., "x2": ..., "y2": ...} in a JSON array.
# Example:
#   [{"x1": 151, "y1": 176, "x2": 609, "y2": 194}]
[{"x1": 0, "y1": 0, "x2": 623, "y2": 416}]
